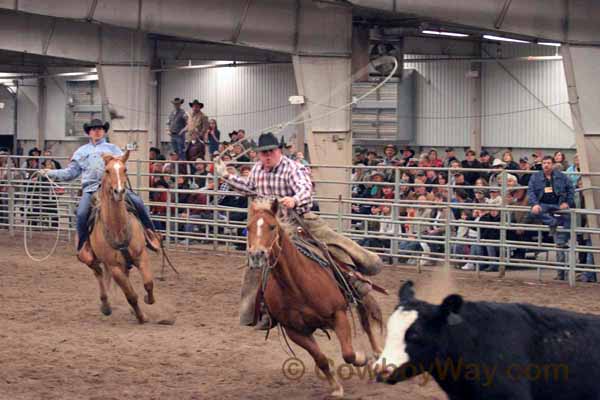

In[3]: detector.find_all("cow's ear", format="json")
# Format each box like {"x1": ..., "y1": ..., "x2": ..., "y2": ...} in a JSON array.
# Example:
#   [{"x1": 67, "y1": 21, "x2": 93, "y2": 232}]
[
  {"x1": 398, "y1": 280, "x2": 415, "y2": 303},
  {"x1": 440, "y1": 294, "x2": 463, "y2": 325}
]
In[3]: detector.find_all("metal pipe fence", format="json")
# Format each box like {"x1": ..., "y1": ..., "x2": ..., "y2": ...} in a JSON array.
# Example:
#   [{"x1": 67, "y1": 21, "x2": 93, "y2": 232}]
[{"x1": 2, "y1": 155, "x2": 599, "y2": 287}]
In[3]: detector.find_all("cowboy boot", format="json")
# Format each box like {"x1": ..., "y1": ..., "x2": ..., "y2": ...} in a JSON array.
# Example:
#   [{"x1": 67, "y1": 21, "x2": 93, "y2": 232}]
[
  {"x1": 77, "y1": 241, "x2": 96, "y2": 266},
  {"x1": 255, "y1": 301, "x2": 277, "y2": 331},
  {"x1": 144, "y1": 229, "x2": 162, "y2": 252}
]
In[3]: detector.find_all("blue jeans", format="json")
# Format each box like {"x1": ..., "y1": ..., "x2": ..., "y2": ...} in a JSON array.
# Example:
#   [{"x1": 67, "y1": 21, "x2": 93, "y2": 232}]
[
  {"x1": 529, "y1": 203, "x2": 571, "y2": 276},
  {"x1": 470, "y1": 244, "x2": 498, "y2": 271},
  {"x1": 76, "y1": 190, "x2": 154, "y2": 250},
  {"x1": 170, "y1": 133, "x2": 186, "y2": 160}
]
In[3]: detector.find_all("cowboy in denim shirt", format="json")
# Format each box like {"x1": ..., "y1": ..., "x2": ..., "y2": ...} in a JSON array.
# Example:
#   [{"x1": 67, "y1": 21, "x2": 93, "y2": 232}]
[
  {"x1": 527, "y1": 155, "x2": 574, "y2": 280},
  {"x1": 41, "y1": 119, "x2": 161, "y2": 265}
]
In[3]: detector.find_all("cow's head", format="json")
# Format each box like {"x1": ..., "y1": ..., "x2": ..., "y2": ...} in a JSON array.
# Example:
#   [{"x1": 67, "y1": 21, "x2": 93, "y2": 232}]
[{"x1": 374, "y1": 280, "x2": 464, "y2": 384}]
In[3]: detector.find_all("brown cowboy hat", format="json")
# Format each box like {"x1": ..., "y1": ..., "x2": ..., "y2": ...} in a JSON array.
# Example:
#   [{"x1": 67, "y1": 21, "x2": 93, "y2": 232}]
[
  {"x1": 171, "y1": 97, "x2": 184, "y2": 105},
  {"x1": 83, "y1": 119, "x2": 110, "y2": 134},
  {"x1": 189, "y1": 99, "x2": 204, "y2": 108}
]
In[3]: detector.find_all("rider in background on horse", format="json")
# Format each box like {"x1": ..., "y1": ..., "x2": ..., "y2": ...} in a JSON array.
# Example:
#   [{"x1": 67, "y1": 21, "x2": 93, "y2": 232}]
[
  {"x1": 39, "y1": 119, "x2": 162, "y2": 265},
  {"x1": 214, "y1": 132, "x2": 384, "y2": 330}
]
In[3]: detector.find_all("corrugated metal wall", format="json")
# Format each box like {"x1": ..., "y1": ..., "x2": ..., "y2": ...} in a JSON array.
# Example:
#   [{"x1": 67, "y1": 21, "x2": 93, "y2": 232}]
[
  {"x1": 404, "y1": 43, "x2": 574, "y2": 149},
  {"x1": 160, "y1": 63, "x2": 299, "y2": 143},
  {"x1": 0, "y1": 86, "x2": 15, "y2": 136},
  {"x1": 403, "y1": 55, "x2": 475, "y2": 147},
  {"x1": 481, "y1": 44, "x2": 573, "y2": 149}
]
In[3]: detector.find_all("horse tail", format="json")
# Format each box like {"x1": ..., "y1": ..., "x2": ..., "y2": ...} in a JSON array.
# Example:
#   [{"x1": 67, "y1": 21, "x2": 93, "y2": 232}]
[{"x1": 357, "y1": 293, "x2": 384, "y2": 335}]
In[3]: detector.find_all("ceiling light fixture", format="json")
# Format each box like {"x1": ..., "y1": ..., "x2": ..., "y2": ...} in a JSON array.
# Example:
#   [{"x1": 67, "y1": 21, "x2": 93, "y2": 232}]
[
  {"x1": 483, "y1": 34, "x2": 530, "y2": 43},
  {"x1": 538, "y1": 41, "x2": 561, "y2": 47},
  {"x1": 422, "y1": 30, "x2": 469, "y2": 38}
]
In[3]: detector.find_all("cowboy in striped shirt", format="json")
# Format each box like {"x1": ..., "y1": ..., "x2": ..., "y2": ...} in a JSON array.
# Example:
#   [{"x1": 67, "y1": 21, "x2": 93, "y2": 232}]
[{"x1": 215, "y1": 132, "x2": 384, "y2": 330}]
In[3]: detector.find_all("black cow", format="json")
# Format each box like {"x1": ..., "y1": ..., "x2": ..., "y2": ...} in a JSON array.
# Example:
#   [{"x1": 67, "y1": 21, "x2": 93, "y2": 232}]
[{"x1": 374, "y1": 280, "x2": 600, "y2": 400}]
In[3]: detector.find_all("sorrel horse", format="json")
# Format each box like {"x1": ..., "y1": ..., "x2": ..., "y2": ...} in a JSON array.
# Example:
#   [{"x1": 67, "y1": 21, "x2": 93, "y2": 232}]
[
  {"x1": 86, "y1": 150, "x2": 155, "y2": 323},
  {"x1": 246, "y1": 199, "x2": 384, "y2": 397}
]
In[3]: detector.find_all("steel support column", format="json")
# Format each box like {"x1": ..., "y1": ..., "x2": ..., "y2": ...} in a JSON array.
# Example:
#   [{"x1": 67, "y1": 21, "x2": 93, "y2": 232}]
[
  {"x1": 293, "y1": 55, "x2": 352, "y2": 226},
  {"x1": 97, "y1": 64, "x2": 151, "y2": 200},
  {"x1": 562, "y1": 44, "x2": 600, "y2": 248}
]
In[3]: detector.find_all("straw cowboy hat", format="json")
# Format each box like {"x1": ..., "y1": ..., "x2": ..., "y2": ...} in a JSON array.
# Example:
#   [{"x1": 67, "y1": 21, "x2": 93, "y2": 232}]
[
  {"x1": 171, "y1": 97, "x2": 184, "y2": 105},
  {"x1": 83, "y1": 119, "x2": 110, "y2": 134}
]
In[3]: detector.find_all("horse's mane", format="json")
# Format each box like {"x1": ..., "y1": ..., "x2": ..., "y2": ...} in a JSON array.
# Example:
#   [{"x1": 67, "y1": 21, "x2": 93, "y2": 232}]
[{"x1": 251, "y1": 199, "x2": 295, "y2": 238}]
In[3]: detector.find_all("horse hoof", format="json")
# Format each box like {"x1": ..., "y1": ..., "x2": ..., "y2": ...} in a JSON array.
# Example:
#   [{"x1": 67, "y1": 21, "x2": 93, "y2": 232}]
[
  {"x1": 144, "y1": 294, "x2": 155, "y2": 305},
  {"x1": 329, "y1": 388, "x2": 344, "y2": 398},
  {"x1": 100, "y1": 304, "x2": 112, "y2": 316}
]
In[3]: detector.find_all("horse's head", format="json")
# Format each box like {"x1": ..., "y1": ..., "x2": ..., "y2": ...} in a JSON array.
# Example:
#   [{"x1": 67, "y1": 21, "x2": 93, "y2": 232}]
[
  {"x1": 247, "y1": 199, "x2": 281, "y2": 269},
  {"x1": 101, "y1": 150, "x2": 130, "y2": 202}
]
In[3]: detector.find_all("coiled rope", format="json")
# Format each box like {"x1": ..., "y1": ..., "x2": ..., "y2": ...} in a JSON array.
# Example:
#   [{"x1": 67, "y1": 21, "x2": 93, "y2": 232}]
[{"x1": 23, "y1": 171, "x2": 62, "y2": 262}]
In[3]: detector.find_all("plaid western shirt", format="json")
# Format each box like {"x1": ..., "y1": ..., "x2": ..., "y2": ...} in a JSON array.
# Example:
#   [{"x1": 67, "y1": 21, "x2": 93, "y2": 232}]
[{"x1": 226, "y1": 156, "x2": 313, "y2": 214}]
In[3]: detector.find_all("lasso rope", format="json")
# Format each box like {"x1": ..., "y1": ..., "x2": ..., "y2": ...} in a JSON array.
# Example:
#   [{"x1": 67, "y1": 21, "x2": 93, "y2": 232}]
[
  {"x1": 218, "y1": 56, "x2": 400, "y2": 162},
  {"x1": 23, "y1": 171, "x2": 62, "y2": 262}
]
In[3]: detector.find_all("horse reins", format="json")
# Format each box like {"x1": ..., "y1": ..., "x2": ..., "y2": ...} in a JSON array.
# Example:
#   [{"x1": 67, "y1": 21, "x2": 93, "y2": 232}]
[{"x1": 125, "y1": 174, "x2": 179, "y2": 276}]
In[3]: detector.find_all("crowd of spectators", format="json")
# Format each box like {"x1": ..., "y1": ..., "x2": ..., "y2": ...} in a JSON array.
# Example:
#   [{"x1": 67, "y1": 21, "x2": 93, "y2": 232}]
[
  {"x1": 351, "y1": 144, "x2": 595, "y2": 282},
  {"x1": 148, "y1": 97, "x2": 312, "y2": 249},
  {"x1": 0, "y1": 97, "x2": 594, "y2": 282}
]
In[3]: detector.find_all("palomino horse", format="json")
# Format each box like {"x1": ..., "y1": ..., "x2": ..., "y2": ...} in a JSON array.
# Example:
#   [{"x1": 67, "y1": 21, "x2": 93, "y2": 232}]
[
  {"x1": 87, "y1": 150, "x2": 155, "y2": 323},
  {"x1": 246, "y1": 199, "x2": 384, "y2": 397}
]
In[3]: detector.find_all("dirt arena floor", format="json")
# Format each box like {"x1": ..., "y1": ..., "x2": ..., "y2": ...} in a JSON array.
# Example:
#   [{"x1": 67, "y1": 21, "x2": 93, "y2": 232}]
[{"x1": 3, "y1": 234, "x2": 600, "y2": 400}]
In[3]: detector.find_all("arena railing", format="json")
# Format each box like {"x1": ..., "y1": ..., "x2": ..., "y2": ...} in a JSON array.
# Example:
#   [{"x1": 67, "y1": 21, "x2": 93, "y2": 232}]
[{"x1": 2, "y1": 155, "x2": 598, "y2": 287}]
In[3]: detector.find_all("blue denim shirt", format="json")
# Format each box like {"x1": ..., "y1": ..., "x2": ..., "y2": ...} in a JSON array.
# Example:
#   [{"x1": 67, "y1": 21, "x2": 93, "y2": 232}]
[
  {"x1": 527, "y1": 169, "x2": 574, "y2": 207},
  {"x1": 46, "y1": 137, "x2": 123, "y2": 192}
]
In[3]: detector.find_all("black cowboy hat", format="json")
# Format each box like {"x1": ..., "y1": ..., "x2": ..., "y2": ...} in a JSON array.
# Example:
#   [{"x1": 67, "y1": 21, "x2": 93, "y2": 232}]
[
  {"x1": 83, "y1": 119, "x2": 110, "y2": 134},
  {"x1": 171, "y1": 97, "x2": 184, "y2": 105},
  {"x1": 255, "y1": 132, "x2": 282, "y2": 152},
  {"x1": 189, "y1": 99, "x2": 204, "y2": 108},
  {"x1": 28, "y1": 147, "x2": 41, "y2": 156}
]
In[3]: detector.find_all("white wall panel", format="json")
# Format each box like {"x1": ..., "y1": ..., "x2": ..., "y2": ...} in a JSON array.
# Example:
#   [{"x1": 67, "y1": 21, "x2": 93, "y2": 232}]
[
  {"x1": 403, "y1": 43, "x2": 574, "y2": 150},
  {"x1": 16, "y1": 84, "x2": 38, "y2": 141},
  {"x1": 0, "y1": 86, "x2": 15, "y2": 136},
  {"x1": 482, "y1": 52, "x2": 574, "y2": 149},
  {"x1": 404, "y1": 55, "x2": 474, "y2": 147},
  {"x1": 160, "y1": 64, "x2": 299, "y2": 143}
]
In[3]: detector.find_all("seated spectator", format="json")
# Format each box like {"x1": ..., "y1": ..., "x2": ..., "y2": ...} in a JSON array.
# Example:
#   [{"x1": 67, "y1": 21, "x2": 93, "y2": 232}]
[
  {"x1": 453, "y1": 172, "x2": 474, "y2": 199},
  {"x1": 382, "y1": 144, "x2": 399, "y2": 166},
  {"x1": 149, "y1": 179, "x2": 169, "y2": 231},
  {"x1": 502, "y1": 150, "x2": 519, "y2": 170},
  {"x1": 566, "y1": 154, "x2": 580, "y2": 188},
  {"x1": 461, "y1": 149, "x2": 481, "y2": 185},
  {"x1": 204, "y1": 119, "x2": 220, "y2": 154},
  {"x1": 452, "y1": 210, "x2": 472, "y2": 266},
  {"x1": 443, "y1": 147, "x2": 458, "y2": 167},
  {"x1": 553, "y1": 151, "x2": 569, "y2": 171},
  {"x1": 399, "y1": 195, "x2": 432, "y2": 263},
  {"x1": 472, "y1": 207, "x2": 501, "y2": 272},
  {"x1": 358, "y1": 204, "x2": 393, "y2": 252},
  {"x1": 527, "y1": 155, "x2": 575, "y2": 281},
  {"x1": 428, "y1": 149, "x2": 443, "y2": 168},
  {"x1": 189, "y1": 159, "x2": 208, "y2": 189},
  {"x1": 295, "y1": 152, "x2": 309, "y2": 166},
  {"x1": 517, "y1": 156, "x2": 532, "y2": 186},
  {"x1": 149, "y1": 147, "x2": 161, "y2": 161},
  {"x1": 353, "y1": 148, "x2": 367, "y2": 165},
  {"x1": 506, "y1": 185, "x2": 531, "y2": 260},
  {"x1": 478, "y1": 150, "x2": 492, "y2": 181},
  {"x1": 185, "y1": 131, "x2": 205, "y2": 163},
  {"x1": 398, "y1": 146, "x2": 415, "y2": 167}
]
